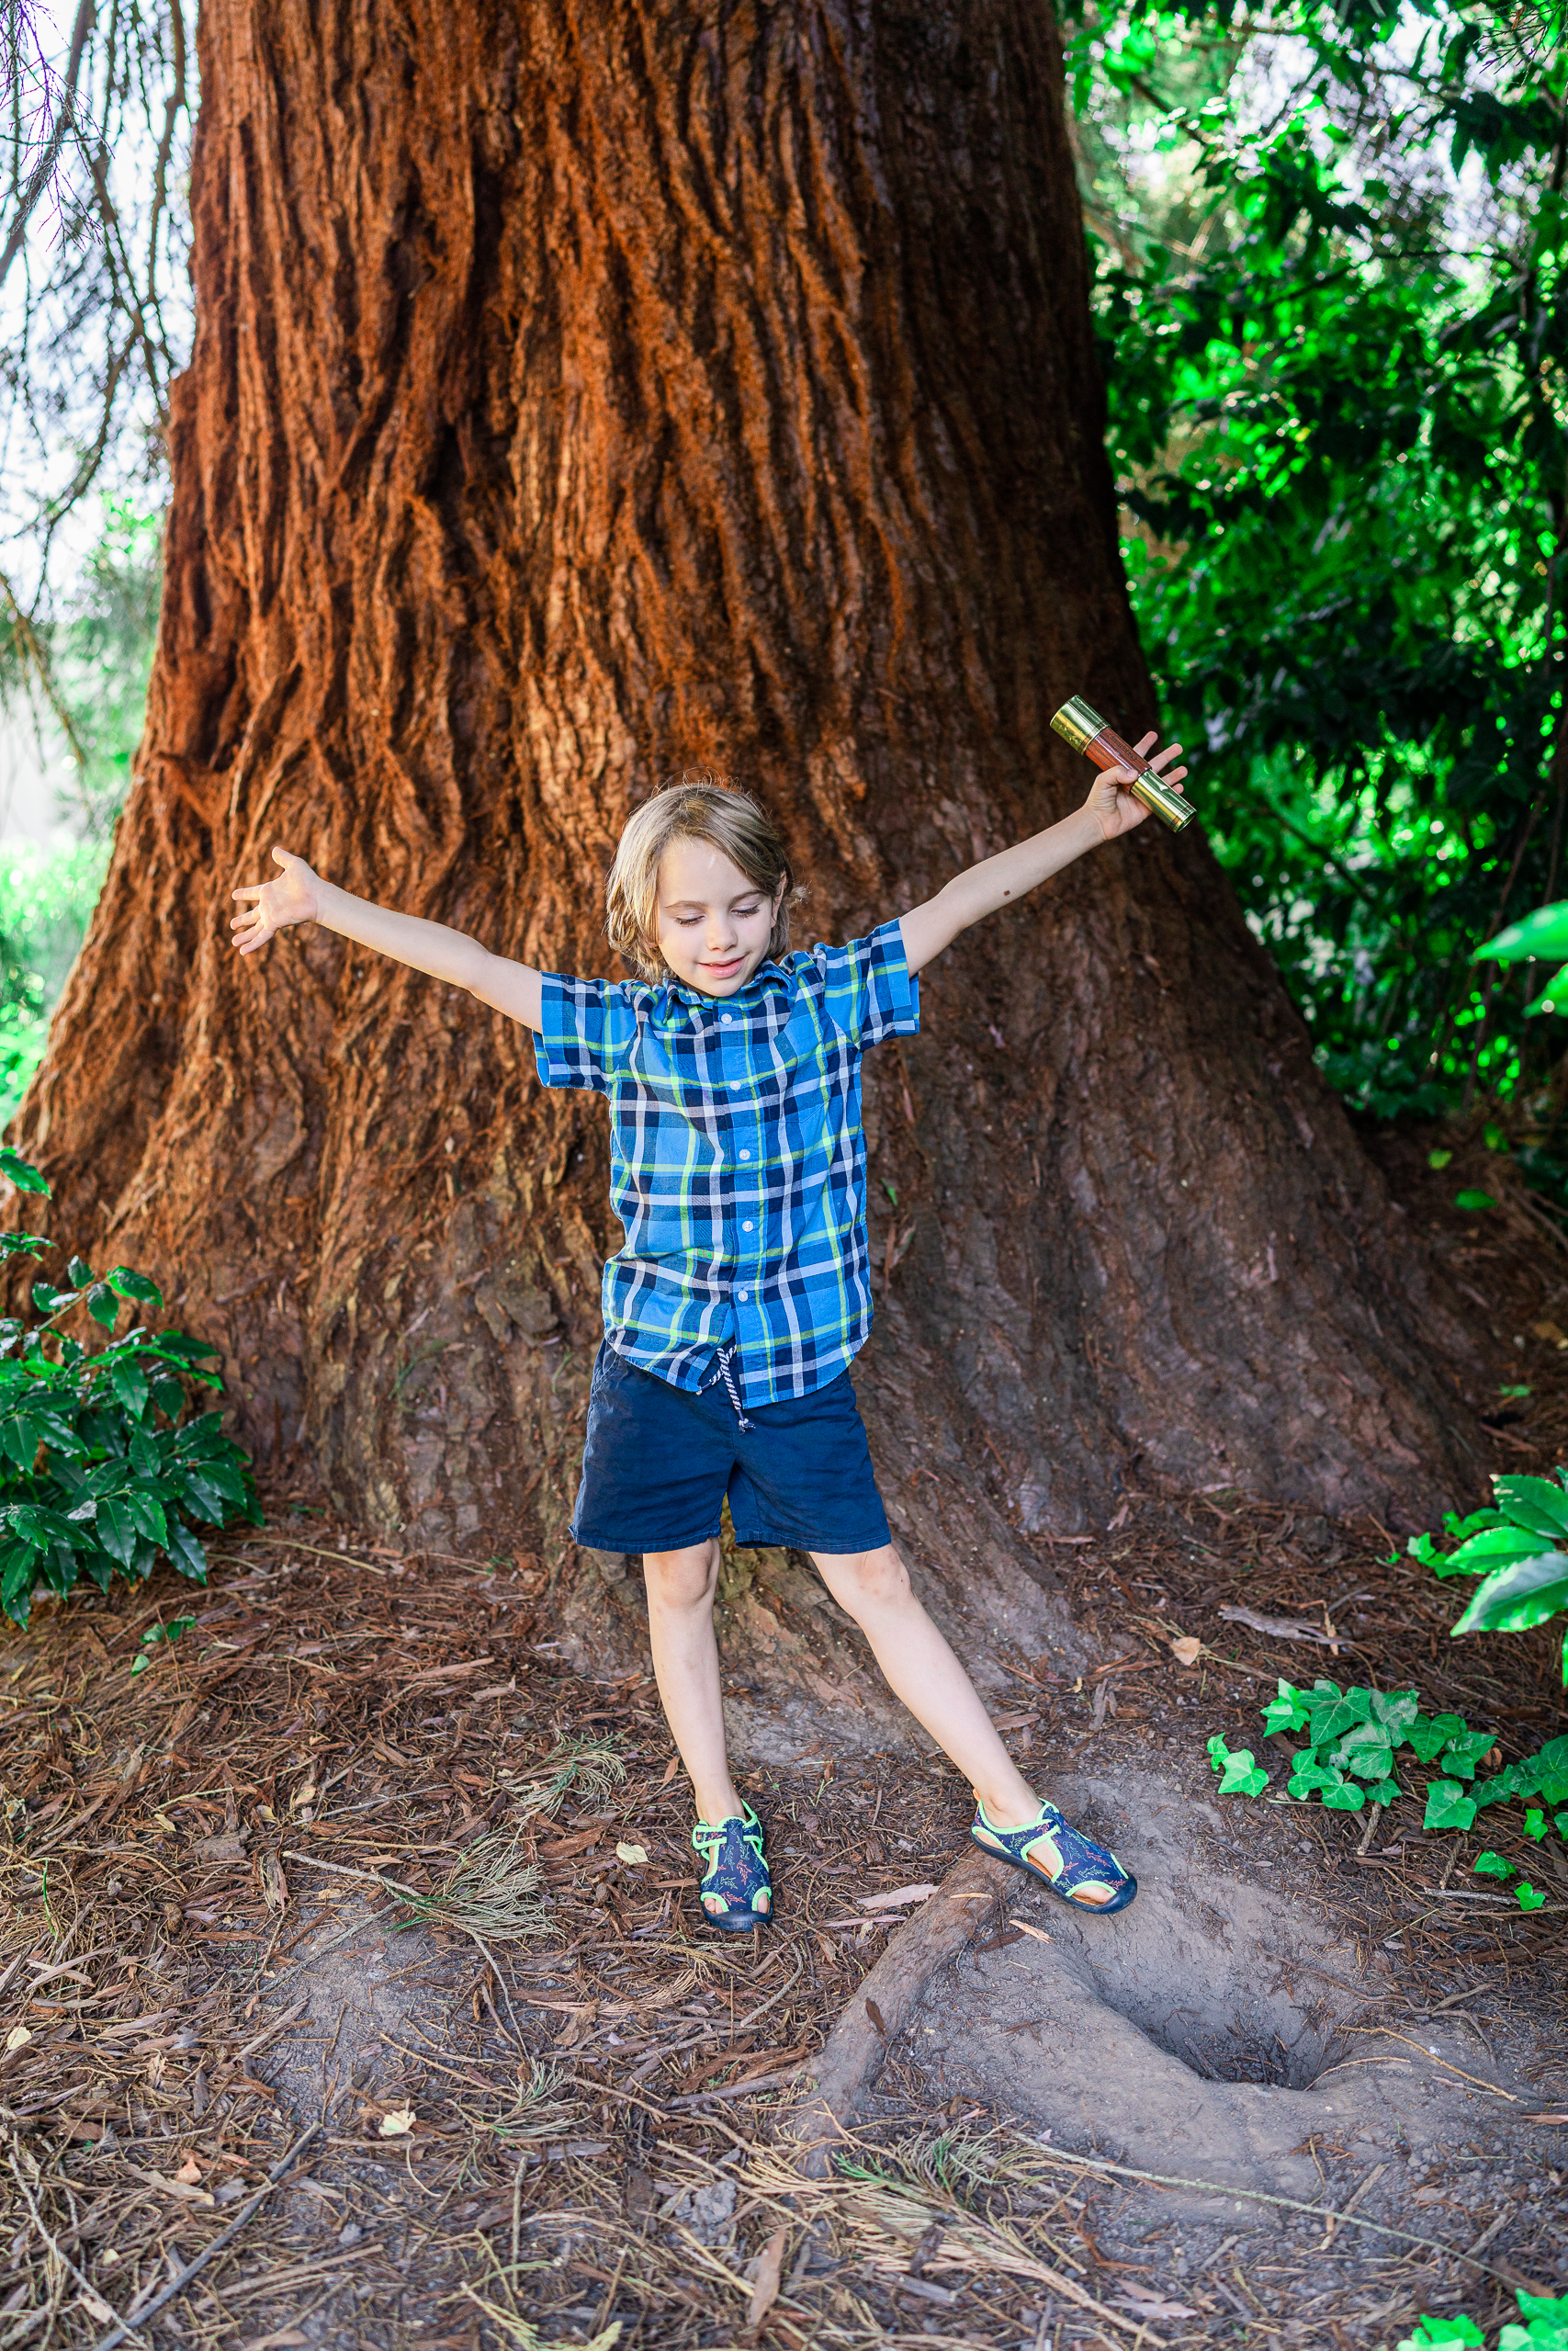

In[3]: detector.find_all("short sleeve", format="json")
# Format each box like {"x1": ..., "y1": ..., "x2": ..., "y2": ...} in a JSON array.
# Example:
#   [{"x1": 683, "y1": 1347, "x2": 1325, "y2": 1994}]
[
  {"x1": 815, "y1": 920, "x2": 920, "y2": 1050},
  {"x1": 532, "y1": 974, "x2": 615, "y2": 1094}
]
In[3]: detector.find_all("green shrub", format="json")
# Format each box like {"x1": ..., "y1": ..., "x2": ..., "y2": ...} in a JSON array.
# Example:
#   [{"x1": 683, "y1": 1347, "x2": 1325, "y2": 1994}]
[
  {"x1": 0, "y1": 1146, "x2": 261, "y2": 1628},
  {"x1": 1406, "y1": 1473, "x2": 1568, "y2": 1689}
]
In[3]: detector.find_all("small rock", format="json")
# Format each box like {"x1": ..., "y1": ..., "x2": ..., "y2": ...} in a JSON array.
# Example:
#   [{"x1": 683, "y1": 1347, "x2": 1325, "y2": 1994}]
[
  {"x1": 193, "y1": 1831, "x2": 248, "y2": 1864},
  {"x1": 339, "y1": 2221, "x2": 362, "y2": 2246},
  {"x1": 670, "y1": 2178, "x2": 737, "y2": 2244}
]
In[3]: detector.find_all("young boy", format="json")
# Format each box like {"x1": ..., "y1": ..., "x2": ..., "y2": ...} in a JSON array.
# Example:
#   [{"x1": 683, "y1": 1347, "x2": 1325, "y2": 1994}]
[{"x1": 232, "y1": 730, "x2": 1187, "y2": 1930}]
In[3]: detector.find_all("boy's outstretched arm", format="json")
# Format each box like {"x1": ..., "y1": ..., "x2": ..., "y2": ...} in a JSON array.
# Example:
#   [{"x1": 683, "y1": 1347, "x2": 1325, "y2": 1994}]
[
  {"x1": 898, "y1": 731, "x2": 1187, "y2": 978},
  {"x1": 230, "y1": 847, "x2": 544, "y2": 1030}
]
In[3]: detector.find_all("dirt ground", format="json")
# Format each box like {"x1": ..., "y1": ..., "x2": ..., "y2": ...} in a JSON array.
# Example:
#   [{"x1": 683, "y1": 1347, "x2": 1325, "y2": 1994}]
[{"x1": 2, "y1": 1129, "x2": 1566, "y2": 2350}]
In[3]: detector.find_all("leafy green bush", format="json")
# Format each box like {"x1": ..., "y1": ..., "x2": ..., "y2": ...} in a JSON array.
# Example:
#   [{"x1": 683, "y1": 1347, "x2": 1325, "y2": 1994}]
[
  {"x1": 0, "y1": 1146, "x2": 261, "y2": 1628},
  {"x1": 1406, "y1": 1473, "x2": 1568, "y2": 1687},
  {"x1": 0, "y1": 841, "x2": 112, "y2": 1124}
]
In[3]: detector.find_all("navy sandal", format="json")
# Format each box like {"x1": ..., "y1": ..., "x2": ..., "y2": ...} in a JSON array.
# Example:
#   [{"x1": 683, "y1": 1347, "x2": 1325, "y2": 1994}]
[
  {"x1": 692, "y1": 1802, "x2": 772, "y2": 1932},
  {"x1": 970, "y1": 1795, "x2": 1137, "y2": 1915}
]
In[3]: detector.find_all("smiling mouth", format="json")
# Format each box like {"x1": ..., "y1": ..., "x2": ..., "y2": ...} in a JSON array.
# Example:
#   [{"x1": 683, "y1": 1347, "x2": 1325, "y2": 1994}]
[{"x1": 703, "y1": 955, "x2": 745, "y2": 975}]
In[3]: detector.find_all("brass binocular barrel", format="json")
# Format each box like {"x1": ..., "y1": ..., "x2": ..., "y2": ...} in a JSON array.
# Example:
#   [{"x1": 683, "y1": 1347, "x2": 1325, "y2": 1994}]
[{"x1": 1051, "y1": 696, "x2": 1196, "y2": 832}]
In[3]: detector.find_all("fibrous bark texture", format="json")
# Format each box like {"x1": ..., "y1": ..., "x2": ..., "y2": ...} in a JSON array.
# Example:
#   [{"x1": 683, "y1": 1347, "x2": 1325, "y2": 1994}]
[{"x1": 16, "y1": 0, "x2": 1479, "y2": 1730}]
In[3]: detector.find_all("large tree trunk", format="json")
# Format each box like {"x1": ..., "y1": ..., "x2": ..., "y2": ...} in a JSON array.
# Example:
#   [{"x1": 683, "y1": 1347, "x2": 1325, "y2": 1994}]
[{"x1": 15, "y1": 0, "x2": 1479, "y2": 1749}]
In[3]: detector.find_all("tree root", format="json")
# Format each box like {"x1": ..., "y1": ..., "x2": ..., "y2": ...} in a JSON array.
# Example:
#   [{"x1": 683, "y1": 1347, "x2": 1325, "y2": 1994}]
[{"x1": 787, "y1": 1845, "x2": 1013, "y2": 2175}]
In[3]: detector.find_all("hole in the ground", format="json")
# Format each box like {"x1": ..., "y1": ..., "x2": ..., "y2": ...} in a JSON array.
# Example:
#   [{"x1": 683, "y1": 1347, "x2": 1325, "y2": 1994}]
[{"x1": 994, "y1": 1807, "x2": 1353, "y2": 2093}]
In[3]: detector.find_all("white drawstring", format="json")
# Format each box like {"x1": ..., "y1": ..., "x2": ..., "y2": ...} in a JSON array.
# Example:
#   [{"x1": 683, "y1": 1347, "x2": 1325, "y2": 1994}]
[{"x1": 703, "y1": 1344, "x2": 754, "y2": 1431}]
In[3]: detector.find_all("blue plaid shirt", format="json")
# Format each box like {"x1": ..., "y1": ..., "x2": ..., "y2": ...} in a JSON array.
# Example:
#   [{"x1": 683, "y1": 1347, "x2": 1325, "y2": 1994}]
[{"x1": 532, "y1": 921, "x2": 919, "y2": 1406}]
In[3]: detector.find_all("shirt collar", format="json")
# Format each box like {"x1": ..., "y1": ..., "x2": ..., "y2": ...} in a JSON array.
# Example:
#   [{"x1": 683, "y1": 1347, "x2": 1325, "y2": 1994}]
[{"x1": 660, "y1": 958, "x2": 792, "y2": 1015}]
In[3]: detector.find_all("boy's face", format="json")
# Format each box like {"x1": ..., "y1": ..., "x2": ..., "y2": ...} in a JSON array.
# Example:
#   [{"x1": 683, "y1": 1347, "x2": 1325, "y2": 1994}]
[{"x1": 655, "y1": 838, "x2": 784, "y2": 996}]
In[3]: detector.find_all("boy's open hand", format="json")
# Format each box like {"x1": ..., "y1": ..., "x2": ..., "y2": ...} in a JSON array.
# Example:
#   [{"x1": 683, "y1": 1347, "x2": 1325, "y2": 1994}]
[
  {"x1": 230, "y1": 846, "x2": 321, "y2": 954},
  {"x1": 1087, "y1": 732, "x2": 1188, "y2": 841}
]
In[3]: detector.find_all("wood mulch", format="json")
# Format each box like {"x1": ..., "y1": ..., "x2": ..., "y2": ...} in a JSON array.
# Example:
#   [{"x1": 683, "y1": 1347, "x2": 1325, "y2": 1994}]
[{"x1": 1, "y1": 1124, "x2": 1565, "y2": 2346}]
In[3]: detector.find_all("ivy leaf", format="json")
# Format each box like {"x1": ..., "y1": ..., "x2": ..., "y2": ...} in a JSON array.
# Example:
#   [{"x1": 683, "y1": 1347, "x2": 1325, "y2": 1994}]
[
  {"x1": 1499, "y1": 2289, "x2": 1568, "y2": 2350},
  {"x1": 1435, "y1": 1729, "x2": 1497, "y2": 1781},
  {"x1": 1424, "y1": 1780, "x2": 1477, "y2": 1832},
  {"x1": 1407, "y1": 1711, "x2": 1471, "y2": 1761},
  {"x1": 1397, "y1": 2317, "x2": 1485, "y2": 2350},
  {"x1": 1524, "y1": 1809, "x2": 1548, "y2": 1842},
  {"x1": 1332, "y1": 1723, "x2": 1398, "y2": 1780},
  {"x1": 1517, "y1": 1883, "x2": 1547, "y2": 1912},
  {"x1": 1517, "y1": 1738, "x2": 1568, "y2": 1803},
  {"x1": 1472, "y1": 1850, "x2": 1515, "y2": 1878},
  {"x1": 1263, "y1": 1679, "x2": 1312, "y2": 1735},
  {"x1": 1217, "y1": 1748, "x2": 1269, "y2": 1797},
  {"x1": 1320, "y1": 1778, "x2": 1367, "y2": 1811}
]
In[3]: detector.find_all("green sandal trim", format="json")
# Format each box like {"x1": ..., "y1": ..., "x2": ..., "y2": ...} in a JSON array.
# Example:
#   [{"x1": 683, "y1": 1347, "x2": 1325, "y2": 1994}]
[{"x1": 970, "y1": 1796, "x2": 1137, "y2": 1914}]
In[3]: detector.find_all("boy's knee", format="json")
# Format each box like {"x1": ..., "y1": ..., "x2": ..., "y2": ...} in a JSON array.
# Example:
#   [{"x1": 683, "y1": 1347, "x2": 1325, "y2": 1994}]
[
  {"x1": 812, "y1": 1543, "x2": 910, "y2": 1615},
  {"x1": 642, "y1": 1540, "x2": 720, "y2": 1611}
]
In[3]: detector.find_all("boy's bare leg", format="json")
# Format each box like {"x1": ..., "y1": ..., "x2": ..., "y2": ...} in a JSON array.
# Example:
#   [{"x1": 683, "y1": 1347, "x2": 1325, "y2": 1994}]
[
  {"x1": 810, "y1": 1541, "x2": 1115, "y2": 1906},
  {"x1": 643, "y1": 1541, "x2": 743, "y2": 1826}
]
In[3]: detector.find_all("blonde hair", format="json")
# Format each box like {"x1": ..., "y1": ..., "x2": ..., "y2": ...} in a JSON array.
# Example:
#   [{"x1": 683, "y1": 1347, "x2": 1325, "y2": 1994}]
[{"x1": 605, "y1": 775, "x2": 802, "y2": 979}]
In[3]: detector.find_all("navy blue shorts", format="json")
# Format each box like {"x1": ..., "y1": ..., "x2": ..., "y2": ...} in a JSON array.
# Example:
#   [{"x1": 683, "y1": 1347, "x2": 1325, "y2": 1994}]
[{"x1": 571, "y1": 1342, "x2": 892, "y2": 1555}]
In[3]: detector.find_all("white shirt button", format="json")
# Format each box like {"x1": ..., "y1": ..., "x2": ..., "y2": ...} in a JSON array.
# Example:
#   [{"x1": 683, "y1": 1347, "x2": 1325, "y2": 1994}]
[
  {"x1": 742, "y1": 1221, "x2": 753, "y2": 1233},
  {"x1": 738, "y1": 1289, "x2": 750, "y2": 1302},
  {"x1": 721, "y1": 1012, "x2": 734, "y2": 1023},
  {"x1": 739, "y1": 1149, "x2": 750, "y2": 1160}
]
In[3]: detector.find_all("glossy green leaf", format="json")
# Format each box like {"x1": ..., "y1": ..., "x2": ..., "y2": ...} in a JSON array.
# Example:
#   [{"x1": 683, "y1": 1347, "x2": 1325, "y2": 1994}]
[
  {"x1": 1439, "y1": 1526, "x2": 1559, "y2": 1577},
  {"x1": 1493, "y1": 1475, "x2": 1568, "y2": 1541},
  {"x1": 106, "y1": 1266, "x2": 163, "y2": 1306},
  {"x1": 164, "y1": 1518, "x2": 209, "y2": 1583},
  {"x1": 95, "y1": 1497, "x2": 138, "y2": 1567},
  {"x1": 1451, "y1": 1553, "x2": 1568, "y2": 1635},
  {"x1": 127, "y1": 1489, "x2": 167, "y2": 1547},
  {"x1": 1476, "y1": 903, "x2": 1568, "y2": 966},
  {"x1": 0, "y1": 1147, "x2": 50, "y2": 1196},
  {"x1": 1472, "y1": 1850, "x2": 1514, "y2": 1878},
  {"x1": 109, "y1": 1359, "x2": 150, "y2": 1419},
  {"x1": 1517, "y1": 1883, "x2": 1547, "y2": 1912}
]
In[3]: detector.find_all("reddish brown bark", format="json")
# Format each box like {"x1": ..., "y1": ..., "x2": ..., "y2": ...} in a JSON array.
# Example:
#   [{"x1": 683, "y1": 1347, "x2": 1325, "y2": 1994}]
[{"x1": 15, "y1": 1, "x2": 1479, "y2": 1735}]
